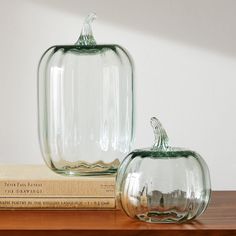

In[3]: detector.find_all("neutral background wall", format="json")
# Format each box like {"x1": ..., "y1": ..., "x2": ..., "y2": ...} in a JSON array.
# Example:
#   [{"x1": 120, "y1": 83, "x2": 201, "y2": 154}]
[{"x1": 0, "y1": 0, "x2": 236, "y2": 190}]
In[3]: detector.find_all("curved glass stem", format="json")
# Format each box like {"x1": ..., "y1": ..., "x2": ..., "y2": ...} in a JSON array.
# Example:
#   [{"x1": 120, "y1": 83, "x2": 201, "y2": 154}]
[
  {"x1": 76, "y1": 12, "x2": 97, "y2": 46},
  {"x1": 150, "y1": 117, "x2": 169, "y2": 151}
]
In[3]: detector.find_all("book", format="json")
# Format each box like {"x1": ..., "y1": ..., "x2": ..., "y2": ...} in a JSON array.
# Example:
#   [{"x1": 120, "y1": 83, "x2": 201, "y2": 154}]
[
  {"x1": 0, "y1": 165, "x2": 115, "y2": 197},
  {"x1": 0, "y1": 165, "x2": 117, "y2": 210},
  {"x1": 0, "y1": 197, "x2": 115, "y2": 209}
]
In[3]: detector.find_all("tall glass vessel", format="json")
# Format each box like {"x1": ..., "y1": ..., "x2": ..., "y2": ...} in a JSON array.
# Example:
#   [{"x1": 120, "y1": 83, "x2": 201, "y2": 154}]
[{"x1": 38, "y1": 13, "x2": 134, "y2": 176}]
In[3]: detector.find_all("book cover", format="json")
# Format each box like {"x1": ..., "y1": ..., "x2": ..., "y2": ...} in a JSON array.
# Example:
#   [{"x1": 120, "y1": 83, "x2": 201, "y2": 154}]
[{"x1": 0, "y1": 165, "x2": 116, "y2": 198}]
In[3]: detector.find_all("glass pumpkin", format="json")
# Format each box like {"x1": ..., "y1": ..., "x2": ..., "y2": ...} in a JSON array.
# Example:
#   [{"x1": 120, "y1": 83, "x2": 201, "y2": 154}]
[
  {"x1": 38, "y1": 13, "x2": 134, "y2": 176},
  {"x1": 116, "y1": 117, "x2": 211, "y2": 223}
]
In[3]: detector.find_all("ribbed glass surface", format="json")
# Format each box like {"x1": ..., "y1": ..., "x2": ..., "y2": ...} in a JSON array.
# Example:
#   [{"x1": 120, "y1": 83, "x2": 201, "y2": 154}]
[
  {"x1": 38, "y1": 45, "x2": 134, "y2": 175},
  {"x1": 116, "y1": 149, "x2": 211, "y2": 223},
  {"x1": 116, "y1": 117, "x2": 211, "y2": 223}
]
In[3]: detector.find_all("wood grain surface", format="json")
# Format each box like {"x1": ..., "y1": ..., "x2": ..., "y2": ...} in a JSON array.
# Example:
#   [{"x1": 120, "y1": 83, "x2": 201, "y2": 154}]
[{"x1": 0, "y1": 191, "x2": 235, "y2": 236}]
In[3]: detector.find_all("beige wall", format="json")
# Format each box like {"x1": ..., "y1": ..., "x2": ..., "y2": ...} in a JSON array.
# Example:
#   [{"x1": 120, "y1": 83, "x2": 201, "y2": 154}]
[{"x1": 0, "y1": 0, "x2": 236, "y2": 189}]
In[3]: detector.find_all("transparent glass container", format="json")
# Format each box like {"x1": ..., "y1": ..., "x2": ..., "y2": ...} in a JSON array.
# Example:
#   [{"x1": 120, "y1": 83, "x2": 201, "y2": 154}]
[
  {"x1": 116, "y1": 117, "x2": 211, "y2": 223},
  {"x1": 38, "y1": 13, "x2": 134, "y2": 176}
]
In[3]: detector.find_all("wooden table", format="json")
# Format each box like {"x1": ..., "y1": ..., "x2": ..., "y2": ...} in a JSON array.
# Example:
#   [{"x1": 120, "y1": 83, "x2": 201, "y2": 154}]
[{"x1": 0, "y1": 191, "x2": 235, "y2": 236}]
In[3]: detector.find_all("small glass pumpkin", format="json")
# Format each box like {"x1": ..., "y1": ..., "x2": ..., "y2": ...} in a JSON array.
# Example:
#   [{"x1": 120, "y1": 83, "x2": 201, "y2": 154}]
[
  {"x1": 116, "y1": 117, "x2": 211, "y2": 223},
  {"x1": 38, "y1": 13, "x2": 134, "y2": 176}
]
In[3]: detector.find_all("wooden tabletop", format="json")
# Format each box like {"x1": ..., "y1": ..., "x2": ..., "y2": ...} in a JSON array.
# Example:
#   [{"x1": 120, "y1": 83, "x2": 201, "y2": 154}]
[{"x1": 0, "y1": 191, "x2": 235, "y2": 236}]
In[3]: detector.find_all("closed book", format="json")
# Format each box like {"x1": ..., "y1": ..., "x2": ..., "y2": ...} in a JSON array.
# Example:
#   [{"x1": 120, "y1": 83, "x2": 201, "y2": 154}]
[
  {"x1": 0, "y1": 197, "x2": 115, "y2": 210},
  {"x1": 0, "y1": 165, "x2": 115, "y2": 198}
]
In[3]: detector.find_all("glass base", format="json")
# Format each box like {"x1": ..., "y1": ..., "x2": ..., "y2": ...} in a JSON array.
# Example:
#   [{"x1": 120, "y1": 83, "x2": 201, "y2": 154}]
[
  {"x1": 49, "y1": 159, "x2": 120, "y2": 176},
  {"x1": 136, "y1": 211, "x2": 191, "y2": 223}
]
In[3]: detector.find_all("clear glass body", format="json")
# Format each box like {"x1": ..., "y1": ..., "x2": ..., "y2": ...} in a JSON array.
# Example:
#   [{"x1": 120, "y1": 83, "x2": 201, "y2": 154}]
[
  {"x1": 116, "y1": 149, "x2": 211, "y2": 223},
  {"x1": 38, "y1": 44, "x2": 134, "y2": 176},
  {"x1": 116, "y1": 118, "x2": 211, "y2": 223}
]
